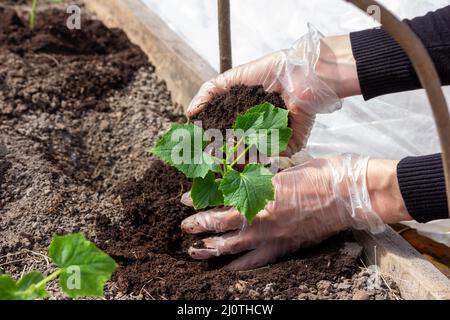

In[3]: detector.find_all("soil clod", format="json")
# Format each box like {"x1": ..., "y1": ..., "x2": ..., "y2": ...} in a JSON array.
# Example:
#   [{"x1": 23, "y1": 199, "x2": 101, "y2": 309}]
[{"x1": 191, "y1": 85, "x2": 286, "y2": 131}]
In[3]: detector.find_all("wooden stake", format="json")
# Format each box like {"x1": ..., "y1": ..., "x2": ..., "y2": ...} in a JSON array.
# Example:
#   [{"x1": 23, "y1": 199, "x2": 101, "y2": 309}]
[{"x1": 218, "y1": 0, "x2": 232, "y2": 73}]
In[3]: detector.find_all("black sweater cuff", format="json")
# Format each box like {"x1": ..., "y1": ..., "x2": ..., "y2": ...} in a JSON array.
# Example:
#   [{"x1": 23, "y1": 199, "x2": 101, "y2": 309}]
[
  {"x1": 350, "y1": 28, "x2": 420, "y2": 100},
  {"x1": 397, "y1": 154, "x2": 448, "y2": 223},
  {"x1": 350, "y1": 6, "x2": 450, "y2": 100}
]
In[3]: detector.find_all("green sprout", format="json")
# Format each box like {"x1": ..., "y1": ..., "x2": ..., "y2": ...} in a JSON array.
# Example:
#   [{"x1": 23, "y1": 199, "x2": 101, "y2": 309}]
[
  {"x1": 29, "y1": 0, "x2": 64, "y2": 29},
  {"x1": 151, "y1": 102, "x2": 292, "y2": 222},
  {"x1": 0, "y1": 233, "x2": 117, "y2": 300}
]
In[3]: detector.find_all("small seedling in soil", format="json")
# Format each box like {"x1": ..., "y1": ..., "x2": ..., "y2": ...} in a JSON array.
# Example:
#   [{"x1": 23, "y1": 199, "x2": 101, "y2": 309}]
[
  {"x1": 151, "y1": 102, "x2": 292, "y2": 222},
  {"x1": 0, "y1": 233, "x2": 117, "y2": 300},
  {"x1": 29, "y1": 0, "x2": 63, "y2": 29}
]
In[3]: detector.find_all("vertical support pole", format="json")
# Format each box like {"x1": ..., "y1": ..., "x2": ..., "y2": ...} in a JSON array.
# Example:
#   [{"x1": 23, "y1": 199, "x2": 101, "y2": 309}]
[{"x1": 218, "y1": 0, "x2": 232, "y2": 73}]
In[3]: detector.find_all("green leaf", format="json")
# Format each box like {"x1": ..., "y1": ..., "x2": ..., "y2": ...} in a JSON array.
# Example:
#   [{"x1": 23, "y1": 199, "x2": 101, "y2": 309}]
[
  {"x1": 233, "y1": 102, "x2": 292, "y2": 156},
  {"x1": 16, "y1": 272, "x2": 48, "y2": 300},
  {"x1": 0, "y1": 272, "x2": 47, "y2": 300},
  {"x1": 0, "y1": 275, "x2": 18, "y2": 300},
  {"x1": 221, "y1": 143, "x2": 233, "y2": 160},
  {"x1": 247, "y1": 127, "x2": 292, "y2": 156},
  {"x1": 191, "y1": 172, "x2": 224, "y2": 209},
  {"x1": 48, "y1": 233, "x2": 117, "y2": 299},
  {"x1": 219, "y1": 164, "x2": 274, "y2": 222},
  {"x1": 151, "y1": 123, "x2": 218, "y2": 178}
]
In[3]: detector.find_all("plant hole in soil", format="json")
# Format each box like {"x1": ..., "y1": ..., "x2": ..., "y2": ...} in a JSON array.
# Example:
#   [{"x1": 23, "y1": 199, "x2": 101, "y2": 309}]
[{"x1": 0, "y1": 2, "x2": 400, "y2": 300}]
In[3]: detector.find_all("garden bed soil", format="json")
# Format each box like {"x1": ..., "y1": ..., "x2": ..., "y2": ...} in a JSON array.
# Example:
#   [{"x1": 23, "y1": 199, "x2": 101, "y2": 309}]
[{"x1": 0, "y1": 3, "x2": 399, "y2": 300}]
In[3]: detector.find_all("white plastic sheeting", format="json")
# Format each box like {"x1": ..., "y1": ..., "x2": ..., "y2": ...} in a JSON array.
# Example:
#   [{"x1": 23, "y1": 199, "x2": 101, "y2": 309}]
[
  {"x1": 402, "y1": 220, "x2": 450, "y2": 247},
  {"x1": 143, "y1": 0, "x2": 450, "y2": 158},
  {"x1": 144, "y1": 0, "x2": 450, "y2": 239}
]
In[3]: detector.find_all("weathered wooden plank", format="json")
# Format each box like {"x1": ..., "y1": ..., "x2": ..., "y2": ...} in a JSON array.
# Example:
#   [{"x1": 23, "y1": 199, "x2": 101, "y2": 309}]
[
  {"x1": 85, "y1": 0, "x2": 217, "y2": 109},
  {"x1": 354, "y1": 227, "x2": 450, "y2": 300}
]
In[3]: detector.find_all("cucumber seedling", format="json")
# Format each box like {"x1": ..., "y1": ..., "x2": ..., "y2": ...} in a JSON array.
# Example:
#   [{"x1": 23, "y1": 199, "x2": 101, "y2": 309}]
[
  {"x1": 0, "y1": 233, "x2": 117, "y2": 300},
  {"x1": 29, "y1": 0, "x2": 64, "y2": 29},
  {"x1": 151, "y1": 102, "x2": 292, "y2": 222}
]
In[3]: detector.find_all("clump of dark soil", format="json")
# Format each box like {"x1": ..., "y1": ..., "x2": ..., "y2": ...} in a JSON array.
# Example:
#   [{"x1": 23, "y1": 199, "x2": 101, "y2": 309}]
[
  {"x1": 0, "y1": 6, "x2": 148, "y2": 114},
  {"x1": 111, "y1": 160, "x2": 196, "y2": 253},
  {"x1": 191, "y1": 85, "x2": 286, "y2": 130},
  {"x1": 0, "y1": 3, "x2": 399, "y2": 300},
  {"x1": 0, "y1": 6, "x2": 24, "y2": 32}
]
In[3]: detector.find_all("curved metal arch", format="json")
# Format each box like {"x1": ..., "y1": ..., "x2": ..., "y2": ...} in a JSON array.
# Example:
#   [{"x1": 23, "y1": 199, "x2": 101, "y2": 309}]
[{"x1": 346, "y1": 0, "x2": 450, "y2": 216}]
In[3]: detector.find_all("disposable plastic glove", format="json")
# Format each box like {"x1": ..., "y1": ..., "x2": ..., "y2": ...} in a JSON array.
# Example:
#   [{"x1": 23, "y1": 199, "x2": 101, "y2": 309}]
[
  {"x1": 187, "y1": 26, "x2": 342, "y2": 155},
  {"x1": 181, "y1": 154, "x2": 385, "y2": 271}
]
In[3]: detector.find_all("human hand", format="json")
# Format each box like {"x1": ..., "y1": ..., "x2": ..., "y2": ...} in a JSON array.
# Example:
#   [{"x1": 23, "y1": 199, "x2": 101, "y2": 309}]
[
  {"x1": 181, "y1": 154, "x2": 389, "y2": 271},
  {"x1": 187, "y1": 27, "x2": 346, "y2": 155}
]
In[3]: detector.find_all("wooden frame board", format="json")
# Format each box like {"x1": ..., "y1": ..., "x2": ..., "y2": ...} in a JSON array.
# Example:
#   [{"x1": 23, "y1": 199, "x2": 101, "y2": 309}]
[
  {"x1": 355, "y1": 227, "x2": 450, "y2": 299},
  {"x1": 85, "y1": 0, "x2": 217, "y2": 108}
]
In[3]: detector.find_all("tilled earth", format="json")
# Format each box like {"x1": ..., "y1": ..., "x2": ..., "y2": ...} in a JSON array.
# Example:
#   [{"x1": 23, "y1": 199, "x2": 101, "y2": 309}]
[{"x1": 0, "y1": 2, "x2": 400, "y2": 300}]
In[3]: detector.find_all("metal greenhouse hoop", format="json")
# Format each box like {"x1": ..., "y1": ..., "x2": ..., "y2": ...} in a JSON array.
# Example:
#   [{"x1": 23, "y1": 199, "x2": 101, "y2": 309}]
[{"x1": 216, "y1": 0, "x2": 450, "y2": 216}]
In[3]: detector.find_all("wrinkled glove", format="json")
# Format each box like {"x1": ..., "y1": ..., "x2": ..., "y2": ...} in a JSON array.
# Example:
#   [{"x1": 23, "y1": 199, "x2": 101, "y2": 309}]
[
  {"x1": 187, "y1": 26, "x2": 342, "y2": 155},
  {"x1": 181, "y1": 154, "x2": 385, "y2": 271}
]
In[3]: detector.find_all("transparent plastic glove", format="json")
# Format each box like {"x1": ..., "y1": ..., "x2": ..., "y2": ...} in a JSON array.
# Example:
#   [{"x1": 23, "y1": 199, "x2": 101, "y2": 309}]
[
  {"x1": 187, "y1": 26, "x2": 342, "y2": 155},
  {"x1": 181, "y1": 154, "x2": 385, "y2": 271}
]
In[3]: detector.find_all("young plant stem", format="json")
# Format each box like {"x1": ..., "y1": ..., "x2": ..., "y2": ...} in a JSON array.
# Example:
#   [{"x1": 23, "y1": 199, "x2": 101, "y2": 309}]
[
  {"x1": 21, "y1": 268, "x2": 63, "y2": 296},
  {"x1": 30, "y1": 0, "x2": 38, "y2": 29},
  {"x1": 225, "y1": 137, "x2": 243, "y2": 163},
  {"x1": 35, "y1": 269, "x2": 62, "y2": 288},
  {"x1": 223, "y1": 137, "x2": 246, "y2": 174},
  {"x1": 230, "y1": 144, "x2": 252, "y2": 169},
  {"x1": 221, "y1": 157, "x2": 227, "y2": 175}
]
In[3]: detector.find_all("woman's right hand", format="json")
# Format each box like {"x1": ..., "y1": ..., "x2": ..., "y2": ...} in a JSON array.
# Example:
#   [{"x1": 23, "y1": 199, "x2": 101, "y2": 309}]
[{"x1": 187, "y1": 27, "x2": 352, "y2": 155}]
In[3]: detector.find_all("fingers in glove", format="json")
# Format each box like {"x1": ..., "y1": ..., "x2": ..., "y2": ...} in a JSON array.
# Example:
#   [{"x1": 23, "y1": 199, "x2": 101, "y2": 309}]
[
  {"x1": 188, "y1": 230, "x2": 257, "y2": 260},
  {"x1": 224, "y1": 240, "x2": 293, "y2": 271},
  {"x1": 283, "y1": 108, "x2": 316, "y2": 156},
  {"x1": 187, "y1": 80, "x2": 220, "y2": 118},
  {"x1": 181, "y1": 207, "x2": 244, "y2": 234},
  {"x1": 186, "y1": 59, "x2": 267, "y2": 118},
  {"x1": 187, "y1": 69, "x2": 237, "y2": 118},
  {"x1": 181, "y1": 192, "x2": 193, "y2": 207}
]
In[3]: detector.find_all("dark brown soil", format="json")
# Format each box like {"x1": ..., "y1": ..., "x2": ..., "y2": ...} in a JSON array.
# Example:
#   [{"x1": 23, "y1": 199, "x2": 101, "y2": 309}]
[
  {"x1": 111, "y1": 160, "x2": 195, "y2": 253},
  {"x1": 191, "y1": 85, "x2": 286, "y2": 130},
  {"x1": 0, "y1": 158, "x2": 12, "y2": 208},
  {"x1": 96, "y1": 160, "x2": 362, "y2": 299},
  {"x1": 0, "y1": 7, "x2": 148, "y2": 115},
  {"x1": 0, "y1": 3, "x2": 399, "y2": 300}
]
